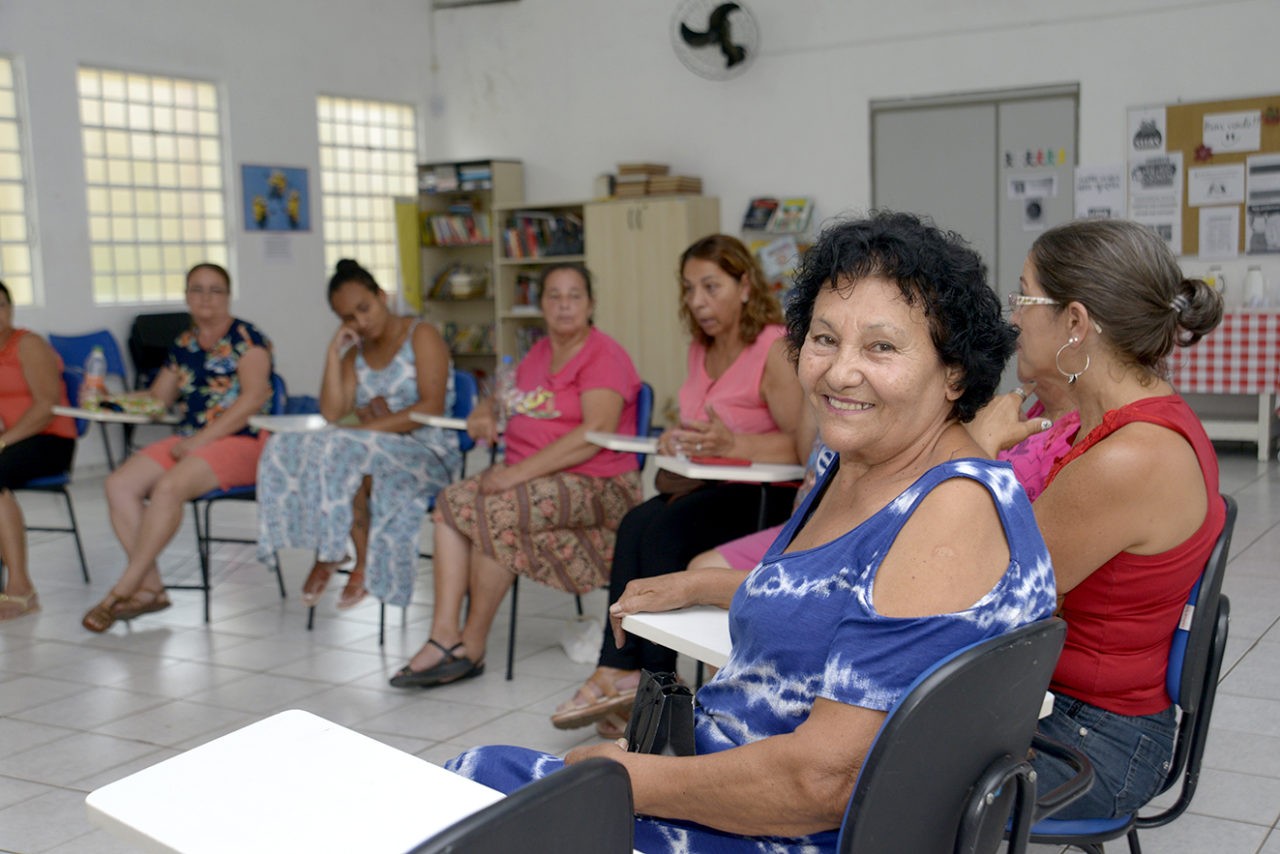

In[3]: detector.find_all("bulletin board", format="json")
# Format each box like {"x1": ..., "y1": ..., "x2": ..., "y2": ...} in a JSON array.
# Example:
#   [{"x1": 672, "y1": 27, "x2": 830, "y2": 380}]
[{"x1": 1161, "y1": 94, "x2": 1280, "y2": 256}]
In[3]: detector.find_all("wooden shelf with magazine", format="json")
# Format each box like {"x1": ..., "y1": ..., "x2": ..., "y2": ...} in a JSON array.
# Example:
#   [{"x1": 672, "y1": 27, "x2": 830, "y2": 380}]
[{"x1": 740, "y1": 196, "x2": 815, "y2": 294}]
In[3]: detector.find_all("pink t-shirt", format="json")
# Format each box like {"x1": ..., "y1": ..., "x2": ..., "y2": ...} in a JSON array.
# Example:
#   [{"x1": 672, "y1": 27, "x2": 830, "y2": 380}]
[
  {"x1": 678, "y1": 324, "x2": 785, "y2": 432},
  {"x1": 504, "y1": 328, "x2": 641, "y2": 478}
]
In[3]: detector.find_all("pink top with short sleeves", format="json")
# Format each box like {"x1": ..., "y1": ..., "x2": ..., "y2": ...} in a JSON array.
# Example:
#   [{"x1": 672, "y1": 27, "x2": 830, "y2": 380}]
[
  {"x1": 503, "y1": 328, "x2": 641, "y2": 478},
  {"x1": 678, "y1": 323, "x2": 785, "y2": 432}
]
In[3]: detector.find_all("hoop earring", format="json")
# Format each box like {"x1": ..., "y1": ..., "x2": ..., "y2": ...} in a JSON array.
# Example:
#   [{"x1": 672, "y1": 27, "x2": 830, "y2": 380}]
[{"x1": 1055, "y1": 337, "x2": 1089, "y2": 385}]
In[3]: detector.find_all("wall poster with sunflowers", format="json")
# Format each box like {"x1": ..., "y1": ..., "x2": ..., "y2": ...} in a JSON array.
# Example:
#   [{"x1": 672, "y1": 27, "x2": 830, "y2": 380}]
[{"x1": 240, "y1": 164, "x2": 311, "y2": 231}]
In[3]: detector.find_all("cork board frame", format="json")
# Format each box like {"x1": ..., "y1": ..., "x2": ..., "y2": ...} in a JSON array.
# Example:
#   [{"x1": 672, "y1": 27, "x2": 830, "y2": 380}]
[{"x1": 1162, "y1": 94, "x2": 1280, "y2": 256}]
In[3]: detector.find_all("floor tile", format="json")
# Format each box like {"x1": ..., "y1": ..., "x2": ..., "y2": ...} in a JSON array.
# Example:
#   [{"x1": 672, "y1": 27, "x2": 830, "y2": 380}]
[
  {"x1": 0, "y1": 787, "x2": 100, "y2": 853},
  {"x1": 3, "y1": 731, "x2": 159, "y2": 789}
]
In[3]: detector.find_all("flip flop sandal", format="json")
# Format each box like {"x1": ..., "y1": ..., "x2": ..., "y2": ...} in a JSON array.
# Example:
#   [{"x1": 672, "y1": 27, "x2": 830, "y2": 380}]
[
  {"x1": 0, "y1": 591, "x2": 40, "y2": 620},
  {"x1": 111, "y1": 590, "x2": 172, "y2": 621},
  {"x1": 550, "y1": 670, "x2": 640, "y2": 730},
  {"x1": 336, "y1": 571, "x2": 367, "y2": 610},
  {"x1": 389, "y1": 640, "x2": 486, "y2": 688}
]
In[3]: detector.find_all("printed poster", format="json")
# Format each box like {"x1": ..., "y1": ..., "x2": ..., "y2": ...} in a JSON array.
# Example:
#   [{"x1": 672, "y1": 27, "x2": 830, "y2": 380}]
[
  {"x1": 1203, "y1": 111, "x2": 1262, "y2": 154},
  {"x1": 1129, "y1": 152, "x2": 1183, "y2": 255},
  {"x1": 1187, "y1": 164, "x2": 1245, "y2": 207},
  {"x1": 1246, "y1": 153, "x2": 1280, "y2": 254},
  {"x1": 1074, "y1": 165, "x2": 1125, "y2": 219},
  {"x1": 1128, "y1": 107, "x2": 1166, "y2": 158},
  {"x1": 1198, "y1": 206, "x2": 1240, "y2": 260}
]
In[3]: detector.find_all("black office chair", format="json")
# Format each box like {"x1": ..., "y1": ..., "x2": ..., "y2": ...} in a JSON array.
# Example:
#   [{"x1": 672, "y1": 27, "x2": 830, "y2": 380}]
[
  {"x1": 407, "y1": 758, "x2": 633, "y2": 854},
  {"x1": 124, "y1": 311, "x2": 191, "y2": 455},
  {"x1": 1027, "y1": 494, "x2": 1238, "y2": 854},
  {"x1": 175, "y1": 373, "x2": 288, "y2": 622},
  {"x1": 837, "y1": 618, "x2": 1090, "y2": 854},
  {"x1": 501, "y1": 381, "x2": 655, "y2": 679},
  {"x1": 4, "y1": 370, "x2": 91, "y2": 584}
]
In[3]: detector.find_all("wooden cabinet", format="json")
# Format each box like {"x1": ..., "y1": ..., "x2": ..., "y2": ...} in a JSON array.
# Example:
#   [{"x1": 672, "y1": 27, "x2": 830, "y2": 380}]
[{"x1": 585, "y1": 196, "x2": 720, "y2": 423}]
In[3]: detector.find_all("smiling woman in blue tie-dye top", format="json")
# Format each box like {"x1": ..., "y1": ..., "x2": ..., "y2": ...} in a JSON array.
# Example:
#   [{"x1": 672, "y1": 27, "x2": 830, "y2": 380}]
[{"x1": 446, "y1": 212, "x2": 1057, "y2": 853}]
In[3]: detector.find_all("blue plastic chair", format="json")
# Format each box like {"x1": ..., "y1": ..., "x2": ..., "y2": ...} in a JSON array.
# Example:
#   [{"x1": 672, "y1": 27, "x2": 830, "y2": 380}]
[
  {"x1": 175, "y1": 373, "x2": 288, "y2": 623},
  {"x1": 48, "y1": 330, "x2": 129, "y2": 469},
  {"x1": 6, "y1": 370, "x2": 91, "y2": 584},
  {"x1": 1026, "y1": 495, "x2": 1237, "y2": 854},
  {"x1": 634, "y1": 381, "x2": 654, "y2": 469}
]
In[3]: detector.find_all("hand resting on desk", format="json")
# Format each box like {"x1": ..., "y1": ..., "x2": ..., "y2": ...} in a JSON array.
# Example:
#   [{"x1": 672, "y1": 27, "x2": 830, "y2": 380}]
[{"x1": 609, "y1": 566, "x2": 746, "y2": 649}]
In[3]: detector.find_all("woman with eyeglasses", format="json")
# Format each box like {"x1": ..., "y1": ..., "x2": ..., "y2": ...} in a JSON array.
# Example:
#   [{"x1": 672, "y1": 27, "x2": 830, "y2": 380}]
[
  {"x1": 972, "y1": 219, "x2": 1224, "y2": 819},
  {"x1": 83, "y1": 263, "x2": 274, "y2": 632}
]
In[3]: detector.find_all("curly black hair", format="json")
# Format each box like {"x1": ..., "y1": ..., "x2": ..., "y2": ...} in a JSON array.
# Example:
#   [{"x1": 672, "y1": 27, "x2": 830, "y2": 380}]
[{"x1": 785, "y1": 211, "x2": 1016, "y2": 423}]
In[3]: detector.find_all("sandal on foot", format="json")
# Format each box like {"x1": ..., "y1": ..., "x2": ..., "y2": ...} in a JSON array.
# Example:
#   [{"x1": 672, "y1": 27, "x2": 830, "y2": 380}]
[
  {"x1": 111, "y1": 589, "x2": 172, "y2": 621},
  {"x1": 551, "y1": 669, "x2": 640, "y2": 730},
  {"x1": 389, "y1": 640, "x2": 486, "y2": 688},
  {"x1": 336, "y1": 570, "x2": 367, "y2": 610},
  {"x1": 301, "y1": 564, "x2": 336, "y2": 607},
  {"x1": 596, "y1": 709, "x2": 631, "y2": 740},
  {"x1": 0, "y1": 591, "x2": 40, "y2": 620},
  {"x1": 82, "y1": 593, "x2": 127, "y2": 633}
]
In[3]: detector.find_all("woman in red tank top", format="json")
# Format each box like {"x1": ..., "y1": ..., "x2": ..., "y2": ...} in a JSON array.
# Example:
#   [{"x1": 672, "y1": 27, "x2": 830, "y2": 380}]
[
  {"x1": 989, "y1": 219, "x2": 1226, "y2": 819},
  {"x1": 0, "y1": 280, "x2": 78, "y2": 620}
]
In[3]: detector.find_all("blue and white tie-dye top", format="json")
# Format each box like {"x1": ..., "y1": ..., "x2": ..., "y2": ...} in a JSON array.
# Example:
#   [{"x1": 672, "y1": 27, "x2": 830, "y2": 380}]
[{"x1": 695, "y1": 457, "x2": 1056, "y2": 754}]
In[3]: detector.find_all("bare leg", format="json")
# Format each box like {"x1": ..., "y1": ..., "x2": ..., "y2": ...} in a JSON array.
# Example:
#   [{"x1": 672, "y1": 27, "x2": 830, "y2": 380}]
[
  {"x1": 104, "y1": 453, "x2": 168, "y2": 582},
  {"x1": 338, "y1": 477, "x2": 372, "y2": 607},
  {"x1": 406, "y1": 515, "x2": 475, "y2": 671},
  {"x1": 0, "y1": 490, "x2": 31, "y2": 595}
]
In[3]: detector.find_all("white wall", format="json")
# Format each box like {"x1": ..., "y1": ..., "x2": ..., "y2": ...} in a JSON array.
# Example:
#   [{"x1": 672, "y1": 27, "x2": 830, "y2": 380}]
[
  {"x1": 425, "y1": 0, "x2": 1280, "y2": 290},
  {"x1": 0, "y1": 0, "x2": 434, "y2": 468},
  {"x1": 3, "y1": 0, "x2": 1279, "y2": 470}
]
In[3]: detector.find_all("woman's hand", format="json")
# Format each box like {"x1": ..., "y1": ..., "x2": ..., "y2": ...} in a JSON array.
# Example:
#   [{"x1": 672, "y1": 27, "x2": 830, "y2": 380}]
[
  {"x1": 965, "y1": 385, "x2": 1051, "y2": 456},
  {"x1": 169, "y1": 434, "x2": 209, "y2": 461},
  {"x1": 610, "y1": 574, "x2": 695, "y2": 648},
  {"x1": 329, "y1": 325, "x2": 359, "y2": 359},
  {"x1": 355, "y1": 396, "x2": 391, "y2": 424},
  {"x1": 466, "y1": 403, "x2": 499, "y2": 444},
  {"x1": 565, "y1": 738, "x2": 628, "y2": 765},
  {"x1": 667, "y1": 405, "x2": 736, "y2": 457},
  {"x1": 478, "y1": 463, "x2": 519, "y2": 495}
]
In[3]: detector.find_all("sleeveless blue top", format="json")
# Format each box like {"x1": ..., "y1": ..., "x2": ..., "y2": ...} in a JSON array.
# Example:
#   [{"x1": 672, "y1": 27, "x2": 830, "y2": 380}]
[{"x1": 695, "y1": 457, "x2": 1056, "y2": 754}]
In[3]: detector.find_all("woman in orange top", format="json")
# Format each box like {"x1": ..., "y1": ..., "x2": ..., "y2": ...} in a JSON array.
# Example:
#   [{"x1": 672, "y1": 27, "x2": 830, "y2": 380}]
[{"x1": 0, "y1": 280, "x2": 78, "y2": 620}]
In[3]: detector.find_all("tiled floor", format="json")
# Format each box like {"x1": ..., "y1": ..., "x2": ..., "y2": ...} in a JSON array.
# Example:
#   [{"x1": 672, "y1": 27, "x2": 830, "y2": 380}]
[{"x1": 1, "y1": 447, "x2": 1279, "y2": 853}]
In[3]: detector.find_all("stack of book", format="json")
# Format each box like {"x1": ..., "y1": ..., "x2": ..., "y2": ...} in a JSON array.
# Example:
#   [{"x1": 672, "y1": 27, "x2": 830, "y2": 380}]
[
  {"x1": 457, "y1": 162, "x2": 493, "y2": 190},
  {"x1": 501, "y1": 211, "x2": 585, "y2": 258},
  {"x1": 648, "y1": 175, "x2": 702, "y2": 196},
  {"x1": 420, "y1": 163, "x2": 460, "y2": 194},
  {"x1": 615, "y1": 163, "x2": 669, "y2": 197}
]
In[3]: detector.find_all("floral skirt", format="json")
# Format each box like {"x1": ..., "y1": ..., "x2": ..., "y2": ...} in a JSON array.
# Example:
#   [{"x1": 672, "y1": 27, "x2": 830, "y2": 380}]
[{"x1": 437, "y1": 469, "x2": 641, "y2": 594}]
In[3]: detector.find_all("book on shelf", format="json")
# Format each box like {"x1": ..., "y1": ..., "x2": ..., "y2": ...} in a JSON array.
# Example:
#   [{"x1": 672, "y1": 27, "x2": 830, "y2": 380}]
[
  {"x1": 456, "y1": 163, "x2": 493, "y2": 189},
  {"x1": 767, "y1": 197, "x2": 814, "y2": 234},
  {"x1": 501, "y1": 210, "x2": 585, "y2": 258},
  {"x1": 422, "y1": 212, "x2": 492, "y2": 247},
  {"x1": 515, "y1": 325, "x2": 547, "y2": 359},
  {"x1": 755, "y1": 235, "x2": 801, "y2": 288},
  {"x1": 442, "y1": 322, "x2": 495, "y2": 355},
  {"x1": 742, "y1": 197, "x2": 780, "y2": 231},
  {"x1": 513, "y1": 271, "x2": 541, "y2": 308},
  {"x1": 420, "y1": 163, "x2": 460, "y2": 194}
]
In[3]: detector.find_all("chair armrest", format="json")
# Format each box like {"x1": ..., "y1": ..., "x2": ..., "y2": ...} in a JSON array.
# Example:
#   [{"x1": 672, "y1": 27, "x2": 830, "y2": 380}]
[{"x1": 1030, "y1": 733, "x2": 1095, "y2": 822}]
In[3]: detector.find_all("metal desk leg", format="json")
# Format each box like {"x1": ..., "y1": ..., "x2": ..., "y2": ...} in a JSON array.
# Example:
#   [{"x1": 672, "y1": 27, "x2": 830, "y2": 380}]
[{"x1": 1258, "y1": 392, "x2": 1275, "y2": 462}]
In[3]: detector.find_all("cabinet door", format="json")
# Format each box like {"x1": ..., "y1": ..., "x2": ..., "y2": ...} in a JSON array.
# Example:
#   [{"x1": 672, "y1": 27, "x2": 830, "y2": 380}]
[{"x1": 585, "y1": 202, "x2": 646, "y2": 363}]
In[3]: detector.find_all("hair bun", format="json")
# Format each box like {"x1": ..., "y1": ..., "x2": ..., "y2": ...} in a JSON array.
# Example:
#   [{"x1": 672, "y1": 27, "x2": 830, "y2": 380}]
[{"x1": 335, "y1": 259, "x2": 362, "y2": 275}]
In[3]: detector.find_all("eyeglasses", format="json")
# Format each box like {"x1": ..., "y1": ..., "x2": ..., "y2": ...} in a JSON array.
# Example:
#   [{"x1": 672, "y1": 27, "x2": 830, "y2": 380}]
[
  {"x1": 1006, "y1": 293, "x2": 1060, "y2": 309},
  {"x1": 187, "y1": 287, "x2": 229, "y2": 298}
]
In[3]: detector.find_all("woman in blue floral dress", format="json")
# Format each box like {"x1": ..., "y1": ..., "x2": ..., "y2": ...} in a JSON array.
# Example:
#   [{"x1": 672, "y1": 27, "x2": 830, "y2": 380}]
[
  {"x1": 256, "y1": 259, "x2": 460, "y2": 609},
  {"x1": 84, "y1": 263, "x2": 274, "y2": 632}
]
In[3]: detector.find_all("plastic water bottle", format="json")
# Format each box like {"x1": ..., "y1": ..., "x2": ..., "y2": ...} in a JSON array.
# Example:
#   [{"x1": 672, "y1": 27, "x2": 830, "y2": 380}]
[
  {"x1": 495, "y1": 355, "x2": 517, "y2": 432},
  {"x1": 81, "y1": 345, "x2": 108, "y2": 409}
]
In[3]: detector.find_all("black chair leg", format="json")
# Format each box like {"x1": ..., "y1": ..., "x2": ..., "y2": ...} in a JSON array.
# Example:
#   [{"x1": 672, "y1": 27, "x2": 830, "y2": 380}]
[
  {"x1": 195, "y1": 501, "x2": 213, "y2": 623},
  {"x1": 379, "y1": 602, "x2": 386, "y2": 646},
  {"x1": 307, "y1": 604, "x2": 316, "y2": 631},
  {"x1": 60, "y1": 490, "x2": 90, "y2": 583},
  {"x1": 272, "y1": 552, "x2": 286, "y2": 599},
  {"x1": 506, "y1": 577, "x2": 519, "y2": 680},
  {"x1": 98, "y1": 422, "x2": 117, "y2": 470}
]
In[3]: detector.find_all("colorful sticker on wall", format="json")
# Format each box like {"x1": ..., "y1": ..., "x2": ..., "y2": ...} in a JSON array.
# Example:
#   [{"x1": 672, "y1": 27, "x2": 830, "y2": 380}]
[{"x1": 241, "y1": 165, "x2": 311, "y2": 232}]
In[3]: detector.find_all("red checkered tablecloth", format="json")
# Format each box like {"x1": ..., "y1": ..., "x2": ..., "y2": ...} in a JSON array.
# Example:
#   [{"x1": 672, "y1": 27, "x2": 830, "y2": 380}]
[{"x1": 1170, "y1": 310, "x2": 1280, "y2": 396}]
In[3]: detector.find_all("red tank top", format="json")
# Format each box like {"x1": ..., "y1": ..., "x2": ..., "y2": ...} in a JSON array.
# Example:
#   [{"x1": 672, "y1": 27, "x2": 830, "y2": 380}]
[
  {"x1": 0, "y1": 329, "x2": 77, "y2": 440},
  {"x1": 1044, "y1": 395, "x2": 1223, "y2": 715}
]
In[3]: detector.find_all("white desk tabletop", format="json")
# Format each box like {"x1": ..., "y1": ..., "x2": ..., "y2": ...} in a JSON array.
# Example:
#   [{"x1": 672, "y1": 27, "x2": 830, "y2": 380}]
[
  {"x1": 586, "y1": 431, "x2": 659, "y2": 454},
  {"x1": 85, "y1": 709, "x2": 504, "y2": 854},
  {"x1": 53, "y1": 405, "x2": 180, "y2": 425},
  {"x1": 654, "y1": 455, "x2": 805, "y2": 483},
  {"x1": 409, "y1": 412, "x2": 469, "y2": 431},
  {"x1": 622, "y1": 606, "x2": 732, "y2": 669},
  {"x1": 248, "y1": 413, "x2": 331, "y2": 432}
]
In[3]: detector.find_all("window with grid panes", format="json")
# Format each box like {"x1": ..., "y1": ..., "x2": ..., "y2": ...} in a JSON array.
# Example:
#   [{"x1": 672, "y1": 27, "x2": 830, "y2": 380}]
[
  {"x1": 78, "y1": 67, "x2": 228, "y2": 304},
  {"x1": 317, "y1": 96, "x2": 417, "y2": 294},
  {"x1": 0, "y1": 58, "x2": 36, "y2": 306}
]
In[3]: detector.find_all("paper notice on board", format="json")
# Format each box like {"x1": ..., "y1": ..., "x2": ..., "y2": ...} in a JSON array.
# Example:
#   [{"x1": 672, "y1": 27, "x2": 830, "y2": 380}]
[
  {"x1": 1074, "y1": 165, "x2": 1125, "y2": 219},
  {"x1": 1128, "y1": 106, "x2": 1166, "y2": 157},
  {"x1": 1129, "y1": 152, "x2": 1183, "y2": 254},
  {"x1": 1198, "y1": 206, "x2": 1240, "y2": 259},
  {"x1": 1188, "y1": 164, "x2": 1245, "y2": 207},
  {"x1": 1203, "y1": 111, "x2": 1262, "y2": 154},
  {"x1": 1006, "y1": 173, "x2": 1058, "y2": 200},
  {"x1": 1246, "y1": 153, "x2": 1280, "y2": 254}
]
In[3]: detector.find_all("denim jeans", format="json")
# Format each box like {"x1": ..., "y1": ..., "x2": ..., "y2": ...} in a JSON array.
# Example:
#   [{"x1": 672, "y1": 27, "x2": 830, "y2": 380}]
[{"x1": 1031, "y1": 694, "x2": 1177, "y2": 820}]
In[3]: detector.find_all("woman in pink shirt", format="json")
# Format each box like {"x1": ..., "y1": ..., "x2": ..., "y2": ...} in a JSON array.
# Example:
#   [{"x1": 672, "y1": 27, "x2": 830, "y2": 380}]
[
  {"x1": 392, "y1": 263, "x2": 643, "y2": 688},
  {"x1": 551, "y1": 234, "x2": 804, "y2": 731}
]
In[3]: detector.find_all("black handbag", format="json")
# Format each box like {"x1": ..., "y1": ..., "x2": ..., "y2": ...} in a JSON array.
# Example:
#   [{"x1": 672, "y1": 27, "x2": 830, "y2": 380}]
[{"x1": 624, "y1": 670, "x2": 695, "y2": 756}]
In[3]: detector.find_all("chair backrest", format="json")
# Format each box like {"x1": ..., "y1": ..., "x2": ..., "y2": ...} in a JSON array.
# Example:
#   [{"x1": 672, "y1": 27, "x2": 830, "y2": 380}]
[
  {"x1": 61, "y1": 369, "x2": 91, "y2": 438},
  {"x1": 48, "y1": 330, "x2": 128, "y2": 387},
  {"x1": 128, "y1": 311, "x2": 191, "y2": 388},
  {"x1": 451, "y1": 369, "x2": 478, "y2": 454},
  {"x1": 838, "y1": 618, "x2": 1067, "y2": 854},
  {"x1": 407, "y1": 758, "x2": 634, "y2": 854},
  {"x1": 268, "y1": 373, "x2": 287, "y2": 416},
  {"x1": 635, "y1": 381, "x2": 655, "y2": 467}
]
